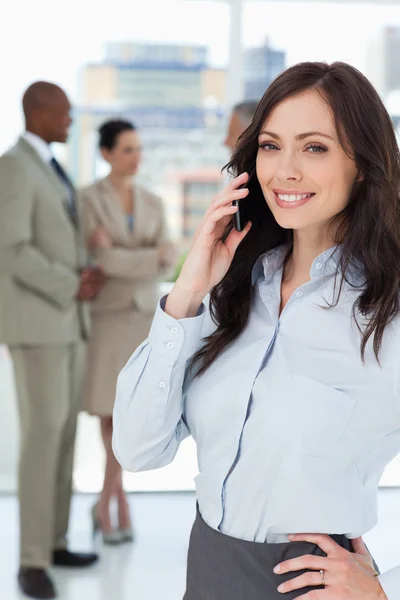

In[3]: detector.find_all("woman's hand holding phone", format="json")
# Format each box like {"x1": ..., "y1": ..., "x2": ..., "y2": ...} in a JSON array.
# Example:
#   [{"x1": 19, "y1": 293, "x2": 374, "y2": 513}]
[{"x1": 165, "y1": 173, "x2": 252, "y2": 319}]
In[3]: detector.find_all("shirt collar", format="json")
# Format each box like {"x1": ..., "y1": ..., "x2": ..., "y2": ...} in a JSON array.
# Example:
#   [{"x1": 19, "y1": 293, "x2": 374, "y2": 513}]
[
  {"x1": 23, "y1": 131, "x2": 53, "y2": 164},
  {"x1": 251, "y1": 246, "x2": 287, "y2": 285},
  {"x1": 251, "y1": 245, "x2": 363, "y2": 286}
]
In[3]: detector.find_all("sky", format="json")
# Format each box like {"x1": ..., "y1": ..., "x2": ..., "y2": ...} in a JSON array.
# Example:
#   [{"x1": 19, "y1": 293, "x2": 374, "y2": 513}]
[{"x1": 2, "y1": 0, "x2": 400, "y2": 151}]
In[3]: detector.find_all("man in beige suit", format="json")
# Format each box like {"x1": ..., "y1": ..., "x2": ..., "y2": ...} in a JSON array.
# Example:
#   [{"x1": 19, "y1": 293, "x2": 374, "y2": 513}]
[{"x1": 0, "y1": 82, "x2": 103, "y2": 599}]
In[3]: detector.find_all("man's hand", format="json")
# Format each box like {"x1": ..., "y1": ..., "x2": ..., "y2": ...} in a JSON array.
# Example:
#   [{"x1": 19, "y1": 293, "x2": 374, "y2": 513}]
[{"x1": 76, "y1": 266, "x2": 106, "y2": 301}]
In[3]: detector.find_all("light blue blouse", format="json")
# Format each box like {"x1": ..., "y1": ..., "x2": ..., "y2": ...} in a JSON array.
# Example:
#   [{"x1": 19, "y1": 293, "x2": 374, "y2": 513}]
[{"x1": 113, "y1": 246, "x2": 400, "y2": 599}]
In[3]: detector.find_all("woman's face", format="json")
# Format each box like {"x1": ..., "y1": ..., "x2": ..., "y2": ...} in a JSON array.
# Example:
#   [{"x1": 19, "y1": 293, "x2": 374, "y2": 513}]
[
  {"x1": 256, "y1": 90, "x2": 361, "y2": 238},
  {"x1": 102, "y1": 130, "x2": 142, "y2": 176}
]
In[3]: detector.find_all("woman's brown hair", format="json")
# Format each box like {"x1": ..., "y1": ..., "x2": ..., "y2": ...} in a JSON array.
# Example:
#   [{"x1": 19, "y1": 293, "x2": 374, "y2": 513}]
[{"x1": 190, "y1": 61, "x2": 400, "y2": 376}]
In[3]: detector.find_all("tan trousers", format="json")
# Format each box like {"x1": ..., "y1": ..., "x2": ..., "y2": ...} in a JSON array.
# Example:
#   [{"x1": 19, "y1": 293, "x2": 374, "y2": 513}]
[{"x1": 9, "y1": 344, "x2": 84, "y2": 568}]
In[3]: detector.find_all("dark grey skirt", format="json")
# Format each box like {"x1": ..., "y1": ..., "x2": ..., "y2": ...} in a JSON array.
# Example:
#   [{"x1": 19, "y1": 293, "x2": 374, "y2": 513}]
[{"x1": 184, "y1": 508, "x2": 378, "y2": 600}]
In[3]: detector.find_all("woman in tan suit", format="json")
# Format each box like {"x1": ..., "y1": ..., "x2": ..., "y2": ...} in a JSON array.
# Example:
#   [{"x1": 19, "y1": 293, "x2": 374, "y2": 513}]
[{"x1": 79, "y1": 119, "x2": 177, "y2": 544}]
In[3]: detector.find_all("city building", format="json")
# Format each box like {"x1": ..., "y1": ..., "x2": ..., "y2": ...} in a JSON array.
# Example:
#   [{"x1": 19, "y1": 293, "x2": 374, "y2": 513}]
[
  {"x1": 243, "y1": 38, "x2": 286, "y2": 101},
  {"x1": 69, "y1": 42, "x2": 229, "y2": 245},
  {"x1": 368, "y1": 27, "x2": 400, "y2": 99}
]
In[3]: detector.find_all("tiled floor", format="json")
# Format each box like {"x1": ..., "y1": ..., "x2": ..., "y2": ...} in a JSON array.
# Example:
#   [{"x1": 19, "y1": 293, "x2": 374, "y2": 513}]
[{"x1": 1, "y1": 489, "x2": 400, "y2": 599}]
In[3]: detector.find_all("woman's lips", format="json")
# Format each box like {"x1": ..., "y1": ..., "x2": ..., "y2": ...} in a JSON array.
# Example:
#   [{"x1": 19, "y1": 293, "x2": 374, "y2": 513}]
[{"x1": 273, "y1": 191, "x2": 315, "y2": 209}]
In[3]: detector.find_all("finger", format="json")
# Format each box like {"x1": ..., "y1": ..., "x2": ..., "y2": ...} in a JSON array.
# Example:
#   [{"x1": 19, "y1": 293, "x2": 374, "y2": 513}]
[
  {"x1": 202, "y1": 204, "x2": 238, "y2": 236},
  {"x1": 288, "y1": 534, "x2": 345, "y2": 556},
  {"x1": 351, "y1": 537, "x2": 370, "y2": 558},
  {"x1": 191, "y1": 212, "x2": 228, "y2": 245},
  {"x1": 213, "y1": 187, "x2": 249, "y2": 210},
  {"x1": 208, "y1": 172, "x2": 249, "y2": 208},
  {"x1": 227, "y1": 171, "x2": 249, "y2": 190},
  {"x1": 205, "y1": 187, "x2": 249, "y2": 219},
  {"x1": 277, "y1": 570, "x2": 328, "y2": 594},
  {"x1": 274, "y1": 554, "x2": 328, "y2": 576},
  {"x1": 224, "y1": 220, "x2": 252, "y2": 255}
]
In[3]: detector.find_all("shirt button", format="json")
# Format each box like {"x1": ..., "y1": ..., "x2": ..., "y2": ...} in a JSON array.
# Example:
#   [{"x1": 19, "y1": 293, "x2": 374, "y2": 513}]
[
  {"x1": 315, "y1": 263, "x2": 323, "y2": 270},
  {"x1": 266, "y1": 293, "x2": 273, "y2": 300},
  {"x1": 167, "y1": 342, "x2": 175, "y2": 349},
  {"x1": 158, "y1": 381, "x2": 166, "y2": 389},
  {"x1": 171, "y1": 327, "x2": 178, "y2": 334},
  {"x1": 295, "y1": 290, "x2": 303, "y2": 298}
]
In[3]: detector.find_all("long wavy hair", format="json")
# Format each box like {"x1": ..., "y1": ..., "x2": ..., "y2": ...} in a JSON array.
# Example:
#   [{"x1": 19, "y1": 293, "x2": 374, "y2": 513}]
[{"x1": 190, "y1": 61, "x2": 400, "y2": 376}]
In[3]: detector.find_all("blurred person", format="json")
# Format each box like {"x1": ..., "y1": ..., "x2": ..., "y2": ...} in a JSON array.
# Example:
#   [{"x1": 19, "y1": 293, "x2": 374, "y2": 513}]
[
  {"x1": 224, "y1": 100, "x2": 259, "y2": 153},
  {"x1": 78, "y1": 119, "x2": 178, "y2": 545},
  {"x1": 111, "y1": 62, "x2": 400, "y2": 599},
  {"x1": 0, "y1": 82, "x2": 103, "y2": 599}
]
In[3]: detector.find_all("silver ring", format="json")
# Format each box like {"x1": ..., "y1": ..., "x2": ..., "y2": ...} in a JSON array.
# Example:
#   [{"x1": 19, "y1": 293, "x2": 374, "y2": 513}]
[{"x1": 320, "y1": 569, "x2": 325, "y2": 586}]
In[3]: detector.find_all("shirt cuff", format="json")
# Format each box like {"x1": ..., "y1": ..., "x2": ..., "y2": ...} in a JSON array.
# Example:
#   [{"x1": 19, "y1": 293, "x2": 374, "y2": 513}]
[
  {"x1": 378, "y1": 567, "x2": 400, "y2": 599},
  {"x1": 148, "y1": 294, "x2": 206, "y2": 364}
]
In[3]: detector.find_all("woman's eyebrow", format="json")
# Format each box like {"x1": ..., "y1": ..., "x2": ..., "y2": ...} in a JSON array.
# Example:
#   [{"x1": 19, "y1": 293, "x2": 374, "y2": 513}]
[{"x1": 259, "y1": 130, "x2": 335, "y2": 141}]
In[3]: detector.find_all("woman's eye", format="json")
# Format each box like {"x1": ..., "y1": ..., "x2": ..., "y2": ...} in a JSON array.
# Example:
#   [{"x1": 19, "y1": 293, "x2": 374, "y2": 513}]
[
  {"x1": 306, "y1": 144, "x2": 327, "y2": 153},
  {"x1": 258, "y1": 142, "x2": 279, "y2": 151}
]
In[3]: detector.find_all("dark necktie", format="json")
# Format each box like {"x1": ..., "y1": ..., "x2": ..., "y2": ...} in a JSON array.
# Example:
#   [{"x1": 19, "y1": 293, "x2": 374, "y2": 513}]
[{"x1": 50, "y1": 157, "x2": 78, "y2": 227}]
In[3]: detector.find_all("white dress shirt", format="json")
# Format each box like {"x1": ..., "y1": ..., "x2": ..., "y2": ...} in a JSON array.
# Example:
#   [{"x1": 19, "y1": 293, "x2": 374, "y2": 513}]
[
  {"x1": 23, "y1": 131, "x2": 75, "y2": 217},
  {"x1": 113, "y1": 245, "x2": 400, "y2": 599},
  {"x1": 23, "y1": 131, "x2": 53, "y2": 163}
]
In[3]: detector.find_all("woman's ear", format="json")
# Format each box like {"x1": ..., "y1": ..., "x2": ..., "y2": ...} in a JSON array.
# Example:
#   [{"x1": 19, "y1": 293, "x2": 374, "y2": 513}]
[
  {"x1": 356, "y1": 170, "x2": 364, "y2": 183},
  {"x1": 100, "y1": 148, "x2": 111, "y2": 163}
]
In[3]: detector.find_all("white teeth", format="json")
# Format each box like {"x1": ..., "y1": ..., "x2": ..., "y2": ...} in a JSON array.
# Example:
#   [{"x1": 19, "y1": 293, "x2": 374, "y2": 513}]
[{"x1": 277, "y1": 193, "x2": 312, "y2": 202}]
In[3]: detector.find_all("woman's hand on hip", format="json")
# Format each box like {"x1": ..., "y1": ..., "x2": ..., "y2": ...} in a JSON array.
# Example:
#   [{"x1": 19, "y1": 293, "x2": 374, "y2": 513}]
[
  {"x1": 273, "y1": 533, "x2": 387, "y2": 599},
  {"x1": 175, "y1": 171, "x2": 252, "y2": 299}
]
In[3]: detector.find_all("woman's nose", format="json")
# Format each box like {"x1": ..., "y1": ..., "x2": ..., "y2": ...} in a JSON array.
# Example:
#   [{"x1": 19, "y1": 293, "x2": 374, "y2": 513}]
[{"x1": 276, "y1": 151, "x2": 302, "y2": 181}]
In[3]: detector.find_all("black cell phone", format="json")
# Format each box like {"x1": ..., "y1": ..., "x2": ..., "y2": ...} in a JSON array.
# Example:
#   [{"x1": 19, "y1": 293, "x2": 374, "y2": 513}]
[{"x1": 232, "y1": 166, "x2": 256, "y2": 232}]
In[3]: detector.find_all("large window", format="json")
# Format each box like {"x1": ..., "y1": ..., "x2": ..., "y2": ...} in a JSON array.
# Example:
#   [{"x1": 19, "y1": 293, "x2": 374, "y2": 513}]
[{"x1": 2, "y1": 0, "x2": 400, "y2": 493}]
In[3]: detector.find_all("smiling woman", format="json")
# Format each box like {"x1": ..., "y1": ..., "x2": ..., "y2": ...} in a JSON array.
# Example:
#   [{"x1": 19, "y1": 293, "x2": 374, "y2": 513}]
[
  {"x1": 256, "y1": 90, "x2": 362, "y2": 231},
  {"x1": 112, "y1": 62, "x2": 400, "y2": 600},
  {"x1": 218, "y1": 61, "x2": 400, "y2": 364}
]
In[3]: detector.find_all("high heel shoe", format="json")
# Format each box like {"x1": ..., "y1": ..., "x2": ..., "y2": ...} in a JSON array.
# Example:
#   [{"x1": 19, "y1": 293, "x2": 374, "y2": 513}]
[
  {"x1": 118, "y1": 526, "x2": 134, "y2": 543},
  {"x1": 91, "y1": 504, "x2": 122, "y2": 545}
]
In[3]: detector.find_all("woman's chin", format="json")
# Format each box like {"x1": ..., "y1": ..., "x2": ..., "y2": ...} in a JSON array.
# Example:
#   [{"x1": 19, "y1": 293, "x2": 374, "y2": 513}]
[{"x1": 273, "y1": 215, "x2": 304, "y2": 231}]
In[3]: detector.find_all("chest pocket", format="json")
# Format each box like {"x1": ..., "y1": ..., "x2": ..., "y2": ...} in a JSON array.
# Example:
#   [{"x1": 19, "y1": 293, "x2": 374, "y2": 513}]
[{"x1": 268, "y1": 374, "x2": 357, "y2": 458}]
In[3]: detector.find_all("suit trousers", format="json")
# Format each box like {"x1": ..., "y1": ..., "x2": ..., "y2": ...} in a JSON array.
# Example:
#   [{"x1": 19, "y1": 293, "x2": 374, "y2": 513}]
[{"x1": 9, "y1": 343, "x2": 84, "y2": 568}]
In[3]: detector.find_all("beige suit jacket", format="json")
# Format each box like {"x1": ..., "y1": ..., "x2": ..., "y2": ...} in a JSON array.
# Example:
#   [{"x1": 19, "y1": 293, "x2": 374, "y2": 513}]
[
  {"x1": 0, "y1": 137, "x2": 87, "y2": 345},
  {"x1": 78, "y1": 176, "x2": 175, "y2": 316}
]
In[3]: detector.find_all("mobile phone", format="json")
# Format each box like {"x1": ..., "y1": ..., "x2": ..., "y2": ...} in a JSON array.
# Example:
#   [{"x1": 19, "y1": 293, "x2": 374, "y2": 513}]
[{"x1": 232, "y1": 166, "x2": 255, "y2": 232}]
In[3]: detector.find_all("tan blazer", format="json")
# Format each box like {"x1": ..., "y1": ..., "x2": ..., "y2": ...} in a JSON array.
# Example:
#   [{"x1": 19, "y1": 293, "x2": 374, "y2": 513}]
[
  {"x1": 0, "y1": 138, "x2": 88, "y2": 345},
  {"x1": 78, "y1": 176, "x2": 175, "y2": 316}
]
